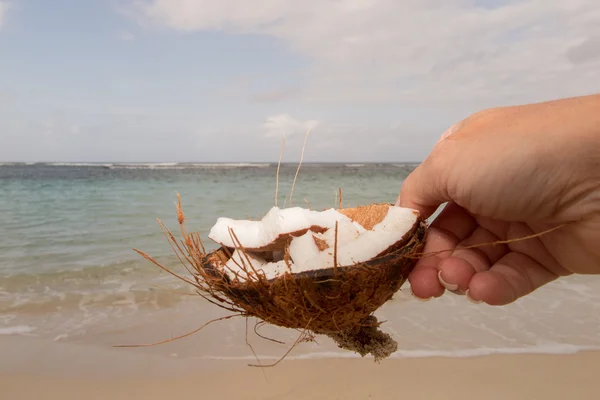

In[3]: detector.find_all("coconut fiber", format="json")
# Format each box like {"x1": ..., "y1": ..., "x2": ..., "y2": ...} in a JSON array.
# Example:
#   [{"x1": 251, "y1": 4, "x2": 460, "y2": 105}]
[{"x1": 134, "y1": 198, "x2": 427, "y2": 363}]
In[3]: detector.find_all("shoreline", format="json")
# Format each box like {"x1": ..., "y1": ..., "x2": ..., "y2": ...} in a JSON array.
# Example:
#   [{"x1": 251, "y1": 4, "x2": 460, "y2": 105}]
[
  {"x1": 1, "y1": 336, "x2": 599, "y2": 399},
  {"x1": 3, "y1": 351, "x2": 599, "y2": 399}
]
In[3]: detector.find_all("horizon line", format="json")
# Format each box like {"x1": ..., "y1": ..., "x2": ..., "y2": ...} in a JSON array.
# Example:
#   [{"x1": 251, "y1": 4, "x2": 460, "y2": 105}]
[{"x1": 0, "y1": 160, "x2": 424, "y2": 164}]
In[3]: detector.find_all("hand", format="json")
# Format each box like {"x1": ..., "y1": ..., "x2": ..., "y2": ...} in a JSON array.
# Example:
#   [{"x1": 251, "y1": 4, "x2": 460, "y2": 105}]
[{"x1": 397, "y1": 94, "x2": 600, "y2": 305}]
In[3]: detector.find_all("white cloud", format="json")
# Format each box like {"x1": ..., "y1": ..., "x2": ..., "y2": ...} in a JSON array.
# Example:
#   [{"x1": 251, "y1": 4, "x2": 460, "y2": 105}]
[
  {"x1": 0, "y1": 1, "x2": 9, "y2": 29},
  {"x1": 127, "y1": 0, "x2": 600, "y2": 107},
  {"x1": 262, "y1": 114, "x2": 318, "y2": 138}
]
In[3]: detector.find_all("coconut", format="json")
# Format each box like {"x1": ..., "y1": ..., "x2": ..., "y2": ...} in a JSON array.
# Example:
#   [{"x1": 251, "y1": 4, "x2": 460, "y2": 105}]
[
  {"x1": 207, "y1": 206, "x2": 365, "y2": 252},
  {"x1": 135, "y1": 199, "x2": 426, "y2": 363}
]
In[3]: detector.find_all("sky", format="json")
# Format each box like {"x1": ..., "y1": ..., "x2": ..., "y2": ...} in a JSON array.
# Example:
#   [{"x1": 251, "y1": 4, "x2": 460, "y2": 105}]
[{"x1": 0, "y1": 0, "x2": 599, "y2": 163}]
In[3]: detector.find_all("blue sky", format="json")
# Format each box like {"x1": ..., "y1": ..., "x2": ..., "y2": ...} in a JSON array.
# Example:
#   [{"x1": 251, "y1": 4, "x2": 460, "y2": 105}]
[{"x1": 1, "y1": 0, "x2": 599, "y2": 162}]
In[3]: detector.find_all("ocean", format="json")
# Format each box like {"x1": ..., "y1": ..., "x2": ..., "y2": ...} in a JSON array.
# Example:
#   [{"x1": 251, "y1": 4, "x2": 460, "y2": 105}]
[{"x1": 1, "y1": 162, "x2": 600, "y2": 363}]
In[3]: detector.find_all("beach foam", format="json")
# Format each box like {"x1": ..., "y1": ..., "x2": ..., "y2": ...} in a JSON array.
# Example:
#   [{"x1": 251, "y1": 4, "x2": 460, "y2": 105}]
[
  {"x1": 2, "y1": 271, "x2": 600, "y2": 361},
  {"x1": 200, "y1": 343, "x2": 600, "y2": 361},
  {"x1": 0, "y1": 325, "x2": 36, "y2": 335}
]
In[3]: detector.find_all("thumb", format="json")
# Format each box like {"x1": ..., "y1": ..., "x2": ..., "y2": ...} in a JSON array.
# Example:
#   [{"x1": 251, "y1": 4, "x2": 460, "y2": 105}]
[
  {"x1": 395, "y1": 160, "x2": 450, "y2": 219},
  {"x1": 395, "y1": 123, "x2": 462, "y2": 218}
]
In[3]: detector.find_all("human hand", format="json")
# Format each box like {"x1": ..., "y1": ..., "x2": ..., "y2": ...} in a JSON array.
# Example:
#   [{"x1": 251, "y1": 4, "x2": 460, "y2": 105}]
[{"x1": 397, "y1": 94, "x2": 600, "y2": 305}]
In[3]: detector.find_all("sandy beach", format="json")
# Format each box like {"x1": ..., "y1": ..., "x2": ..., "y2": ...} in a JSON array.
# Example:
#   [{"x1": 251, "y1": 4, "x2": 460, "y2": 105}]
[
  {"x1": 3, "y1": 273, "x2": 600, "y2": 400},
  {"x1": 3, "y1": 0, "x2": 600, "y2": 393},
  {"x1": 1, "y1": 335, "x2": 599, "y2": 400},
  {"x1": 2, "y1": 164, "x2": 600, "y2": 399}
]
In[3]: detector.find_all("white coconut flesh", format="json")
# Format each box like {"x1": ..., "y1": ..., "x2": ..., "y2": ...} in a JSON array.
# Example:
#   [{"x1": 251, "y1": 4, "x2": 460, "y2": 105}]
[
  {"x1": 208, "y1": 206, "x2": 364, "y2": 250},
  {"x1": 209, "y1": 206, "x2": 419, "y2": 281}
]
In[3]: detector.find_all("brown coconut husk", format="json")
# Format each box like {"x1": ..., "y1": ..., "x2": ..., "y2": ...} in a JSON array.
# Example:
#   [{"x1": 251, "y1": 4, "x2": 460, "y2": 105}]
[{"x1": 131, "y1": 195, "x2": 426, "y2": 364}]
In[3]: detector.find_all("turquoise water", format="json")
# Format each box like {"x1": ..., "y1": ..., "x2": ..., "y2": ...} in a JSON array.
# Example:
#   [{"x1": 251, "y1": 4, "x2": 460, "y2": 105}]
[
  {"x1": 0, "y1": 163, "x2": 416, "y2": 339},
  {"x1": 0, "y1": 162, "x2": 412, "y2": 276},
  {"x1": 2, "y1": 162, "x2": 600, "y2": 360}
]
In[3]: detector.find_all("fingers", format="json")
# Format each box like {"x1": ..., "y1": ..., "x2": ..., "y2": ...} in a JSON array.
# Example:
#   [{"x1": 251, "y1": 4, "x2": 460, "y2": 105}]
[
  {"x1": 408, "y1": 264, "x2": 445, "y2": 300},
  {"x1": 437, "y1": 225, "x2": 508, "y2": 294},
  {"x1": 431, "y1": 202, "x2": 478, "y2": 238},
  {"x1": 408, "y1": 203, "x2": 478, "y2": 299},
  {"x1": 466, "y1": 252, "x2": 560, "y2": 305},
  {"x1": 412, "y1": 219, "x2": 564, "y2": 305},
  {"x1": 407, "y1": 228, "x2": 451, "y2": 299},
  {"x1": 413, "y1": 249, "x2": 560, "y2": 306}
]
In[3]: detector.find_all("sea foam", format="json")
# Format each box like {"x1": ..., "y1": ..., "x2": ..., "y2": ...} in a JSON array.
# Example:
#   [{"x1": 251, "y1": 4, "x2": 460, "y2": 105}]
[{"x1": 0, "y1": 325, "x2": 36, "y2": 335}]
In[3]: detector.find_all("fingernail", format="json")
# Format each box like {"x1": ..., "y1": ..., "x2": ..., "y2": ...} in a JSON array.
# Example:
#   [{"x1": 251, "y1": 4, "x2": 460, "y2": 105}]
[
  {"x1": 409, "y1": 286, "x2": 431, "y2": 302},
  {"x1": 466, "y1": 289, "x2": 482, "y2": 304},
  {"x1": 437, "y1": 270, "x2": 459, "y2": 291},
  {"x1": 394, "y1": 198, "x2": 401, "y2": 207}
]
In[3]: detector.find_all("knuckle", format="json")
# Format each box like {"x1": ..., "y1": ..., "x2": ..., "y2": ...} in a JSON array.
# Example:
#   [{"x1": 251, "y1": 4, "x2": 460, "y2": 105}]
[{"x1": 468, "y1": 106, "x2": 506, "y2": 122}]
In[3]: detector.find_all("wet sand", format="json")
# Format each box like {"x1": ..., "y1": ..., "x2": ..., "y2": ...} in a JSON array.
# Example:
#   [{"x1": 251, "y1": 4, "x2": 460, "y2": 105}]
[{"x1": 1, "y1": 335, "x2": 599, "y2": 400}]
